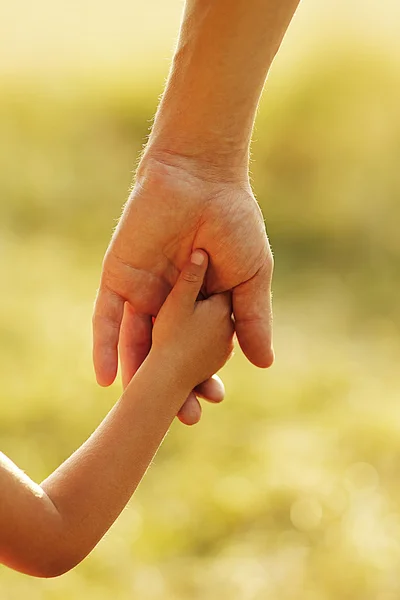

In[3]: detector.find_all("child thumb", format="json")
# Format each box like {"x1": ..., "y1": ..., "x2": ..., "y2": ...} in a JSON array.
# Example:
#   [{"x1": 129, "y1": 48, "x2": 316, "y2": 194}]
[{"x1": 172, "y1": 250, "x2": 209, "y2": 310}]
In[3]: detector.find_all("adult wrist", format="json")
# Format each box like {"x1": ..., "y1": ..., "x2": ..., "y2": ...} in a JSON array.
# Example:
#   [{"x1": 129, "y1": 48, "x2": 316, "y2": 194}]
[{"x1": 139, "y1": 142, "x2": 250, "y2": 186}]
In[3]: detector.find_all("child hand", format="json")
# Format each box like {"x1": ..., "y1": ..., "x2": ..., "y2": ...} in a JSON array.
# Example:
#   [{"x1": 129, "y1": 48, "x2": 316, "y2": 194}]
[{"x1": 152, "y1": 250, "x2": 235, "y2": 392}]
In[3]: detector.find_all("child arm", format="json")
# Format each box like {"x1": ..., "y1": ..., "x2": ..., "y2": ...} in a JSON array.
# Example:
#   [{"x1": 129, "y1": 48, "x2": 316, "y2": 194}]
[
  {"x1": 0, "y1": 250, "x2": 234, "y2": 578},
  {"x1": 0, "y1": 359, "x2": 186, "y2": 578}
]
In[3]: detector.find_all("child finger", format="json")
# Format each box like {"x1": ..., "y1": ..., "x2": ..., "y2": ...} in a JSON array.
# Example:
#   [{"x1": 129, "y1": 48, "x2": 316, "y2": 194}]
[
  {"x1": 177, "y1": 392, "x2": 202, "y2": 426},
  {"x1": 195, "y1": 374, "x2": 225, "y2": 404},
  {"x1": 171, "y1": 249, "x2": 209, "y2": 312}
]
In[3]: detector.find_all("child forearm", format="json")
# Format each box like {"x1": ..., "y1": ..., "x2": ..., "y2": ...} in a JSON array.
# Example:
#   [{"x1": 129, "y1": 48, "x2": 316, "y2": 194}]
[
  {"x1": 1, "y1": 249, "x2": 233, "y2": 578},
  {"x1": 0, "y1": 354, "x2": 187, "y2": 578}
]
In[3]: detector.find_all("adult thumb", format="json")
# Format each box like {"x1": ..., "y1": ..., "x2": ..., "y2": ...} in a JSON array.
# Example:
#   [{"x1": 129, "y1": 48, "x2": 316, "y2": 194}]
[{"x1": 171, "y1": 249, "x2": 209, "y2": 311}]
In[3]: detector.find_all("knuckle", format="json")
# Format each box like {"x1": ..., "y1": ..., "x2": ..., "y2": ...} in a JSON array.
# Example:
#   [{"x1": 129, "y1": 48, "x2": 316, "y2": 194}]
[
  {"x1": 182, "y1": 270, "x2": 200, "y2": 284},
  {"x1": 92, "y1": 311, "x2": 121, "y2": 330}
]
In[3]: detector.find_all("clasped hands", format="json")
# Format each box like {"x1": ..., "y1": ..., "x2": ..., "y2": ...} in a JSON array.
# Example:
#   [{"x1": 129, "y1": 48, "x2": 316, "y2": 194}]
[{"x1": 93, "y1": 154, "x2": 274, "y2": 424}]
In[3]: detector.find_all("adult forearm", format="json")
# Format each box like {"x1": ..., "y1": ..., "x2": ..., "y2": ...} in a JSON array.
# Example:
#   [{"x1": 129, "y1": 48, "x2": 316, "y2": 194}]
[{"x1": 145, "y1": 0, "x2": 300, "y2": 176}]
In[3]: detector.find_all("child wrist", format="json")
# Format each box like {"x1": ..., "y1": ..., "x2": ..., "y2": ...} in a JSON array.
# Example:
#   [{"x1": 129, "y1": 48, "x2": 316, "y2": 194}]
[{"x1": 147, "y1": 348, "x2": 194, "y2": 397}]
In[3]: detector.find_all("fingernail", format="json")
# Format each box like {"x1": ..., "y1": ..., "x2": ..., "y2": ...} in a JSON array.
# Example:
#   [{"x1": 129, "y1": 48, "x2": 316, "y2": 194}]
[{"x1": 191, "y1": 251, "x2": 204, "y2": 266}]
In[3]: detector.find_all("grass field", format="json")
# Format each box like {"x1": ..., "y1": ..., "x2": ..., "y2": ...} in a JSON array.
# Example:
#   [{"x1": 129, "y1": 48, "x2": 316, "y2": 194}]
[{"x1": 1, "y1": 3, "x2": 400, "y2": 598}]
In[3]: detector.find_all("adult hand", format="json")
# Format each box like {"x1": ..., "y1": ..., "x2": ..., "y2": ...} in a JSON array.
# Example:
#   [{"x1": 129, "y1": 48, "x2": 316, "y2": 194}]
[
  {"x1": 93, "y1": 153, "x2": 274, "y2": 424},
  {"x1": 91, "y1": 0, "x2": 301, "y2": 424}
]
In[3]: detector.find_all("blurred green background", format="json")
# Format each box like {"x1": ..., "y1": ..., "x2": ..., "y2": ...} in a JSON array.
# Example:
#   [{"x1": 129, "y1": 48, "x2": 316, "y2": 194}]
[{"x1": 1, "y1": 1, "x2": 400, "y2": 598}]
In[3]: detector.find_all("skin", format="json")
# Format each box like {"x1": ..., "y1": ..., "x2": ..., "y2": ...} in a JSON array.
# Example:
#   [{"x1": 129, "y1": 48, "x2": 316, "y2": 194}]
[
  {"x1": 93, "y1": 0, "x2": 301, "y2": 423},
  {"x1": 118, "y1": 298, "x2": 226, "y2": 426},
  {"x1": 0, "y1": 251, "x2": 234, "y2": 578}
]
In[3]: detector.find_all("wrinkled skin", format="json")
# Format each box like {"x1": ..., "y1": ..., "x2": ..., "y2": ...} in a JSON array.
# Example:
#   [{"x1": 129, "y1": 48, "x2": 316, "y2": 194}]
[{"x1": 93, "y1": 155, "x2": 274, "y2": 424}]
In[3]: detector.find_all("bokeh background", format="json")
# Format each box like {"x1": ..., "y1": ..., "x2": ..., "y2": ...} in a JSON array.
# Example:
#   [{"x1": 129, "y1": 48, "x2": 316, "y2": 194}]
[{"x1": 1, "y1": 1, "x2": 400, "y2": 598}]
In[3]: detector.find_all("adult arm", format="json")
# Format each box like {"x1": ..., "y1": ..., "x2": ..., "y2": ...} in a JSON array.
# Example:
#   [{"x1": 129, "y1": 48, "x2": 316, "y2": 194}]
[
  {"x1": 147, "y1": 0, "x2": 300, "y2": 176},
  {"x1": 93, "y1": 0, "x2": 300, "y2": 405}
]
